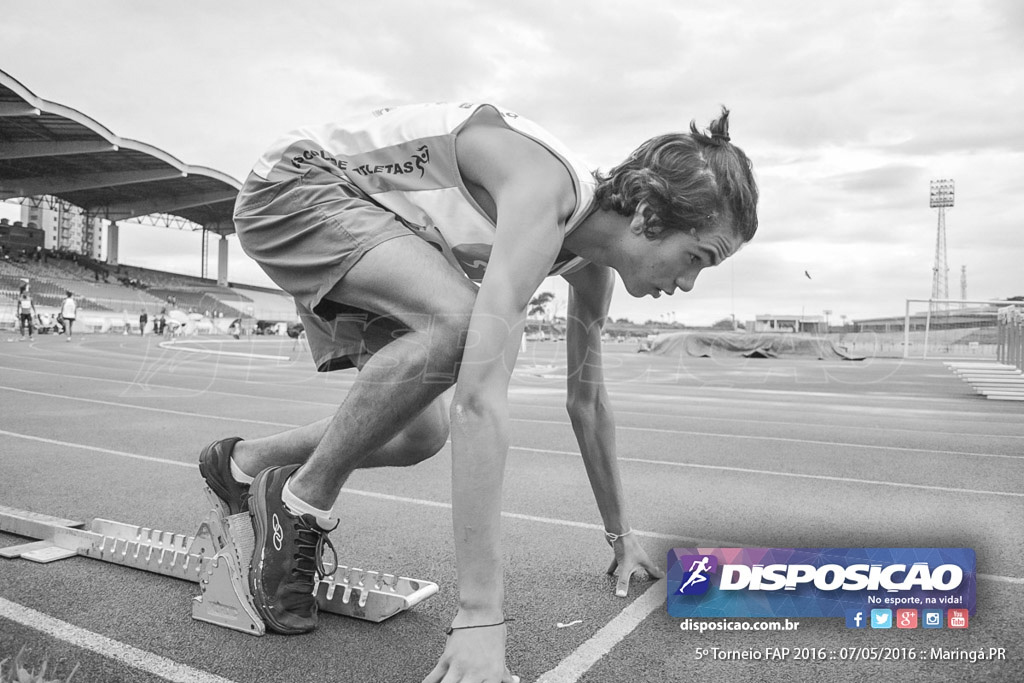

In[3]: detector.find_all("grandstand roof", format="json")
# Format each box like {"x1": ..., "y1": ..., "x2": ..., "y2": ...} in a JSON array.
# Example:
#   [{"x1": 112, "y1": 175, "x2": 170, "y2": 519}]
[{"x1": 0, "y1": 69, "x2": 240, "y2": 235}]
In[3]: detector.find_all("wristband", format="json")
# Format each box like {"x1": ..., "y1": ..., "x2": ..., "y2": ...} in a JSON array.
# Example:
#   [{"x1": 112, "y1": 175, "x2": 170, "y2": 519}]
[
  {"x1": 445, "y1": 619, "x2": 506, "y2": 635},
  {"x1": 604, "y1": 529, "x2": 633, "y2": 545}
]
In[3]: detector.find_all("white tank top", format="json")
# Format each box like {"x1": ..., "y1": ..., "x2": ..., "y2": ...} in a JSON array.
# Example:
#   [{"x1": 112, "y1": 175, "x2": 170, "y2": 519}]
[{"x1": 252, "y1": 102, "x2": 593, "y2": 280}]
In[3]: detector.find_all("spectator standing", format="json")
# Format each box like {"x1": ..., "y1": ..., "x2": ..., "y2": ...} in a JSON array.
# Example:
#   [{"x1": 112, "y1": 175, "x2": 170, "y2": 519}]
[
  {"x1": 60, "y1": 291, "x2": 77, "y2": 341},
  {"x1": 139, "y1": 310, "x2": 149, "y2": 335},
  {"x1": 17, "y1": 290, "x2": 36, "y2": 341}
]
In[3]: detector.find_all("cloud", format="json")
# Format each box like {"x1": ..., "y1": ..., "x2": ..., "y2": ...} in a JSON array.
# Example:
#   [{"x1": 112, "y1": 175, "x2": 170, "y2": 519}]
[{"x1": 1, "y1": 0, "x2": 1021, "y2": 324}]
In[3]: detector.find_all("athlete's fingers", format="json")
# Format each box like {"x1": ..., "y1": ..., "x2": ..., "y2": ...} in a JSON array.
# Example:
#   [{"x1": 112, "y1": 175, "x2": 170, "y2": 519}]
[
  {"x1": 606, "y1": 557, "x2": 618, "y2": 576},
  {"x1": 615, "y1": 563, "x2": 636, "y2": 597},
  {"x1": 643, "y1": 558, "x2": 666, "y2": 579}
]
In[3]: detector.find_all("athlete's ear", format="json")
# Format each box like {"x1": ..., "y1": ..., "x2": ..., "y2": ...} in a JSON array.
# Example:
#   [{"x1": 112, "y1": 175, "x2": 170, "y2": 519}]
[{"x1": 630, "y1": 202, "x2": 664, "y2": 236}]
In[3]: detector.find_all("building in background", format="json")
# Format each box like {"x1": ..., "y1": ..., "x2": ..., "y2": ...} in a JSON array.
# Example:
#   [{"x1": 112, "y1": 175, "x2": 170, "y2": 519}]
[
  {"x1": 20, "y1": 198, "x2": 105, "y2": 258},
  {"x1": 0, "y1": 218, "x2": 44, "y2": 255},
  {"x1": 749, "y1": 313, "x2": 826, "y2": 334}
]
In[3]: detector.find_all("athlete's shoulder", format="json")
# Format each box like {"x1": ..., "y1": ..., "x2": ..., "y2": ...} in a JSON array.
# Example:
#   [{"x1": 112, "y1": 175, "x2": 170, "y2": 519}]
[{"x1": 456, "y1": 109, "x2": 576, "y2": 212}]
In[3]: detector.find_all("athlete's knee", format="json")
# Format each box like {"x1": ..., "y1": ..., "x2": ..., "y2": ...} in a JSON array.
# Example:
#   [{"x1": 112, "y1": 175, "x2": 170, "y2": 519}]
[
  {"x1": 390, "y1": 408, "x2": 450, "y2": 466},
  {"x1": 420, "y1": 302, "x2": 475, "y2": 383}
]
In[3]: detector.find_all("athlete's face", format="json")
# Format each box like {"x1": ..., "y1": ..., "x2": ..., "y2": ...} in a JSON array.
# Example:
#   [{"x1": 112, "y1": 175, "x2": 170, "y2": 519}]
[{"x1": 618, "y1": 210, "x2": 742, "y2": 299}]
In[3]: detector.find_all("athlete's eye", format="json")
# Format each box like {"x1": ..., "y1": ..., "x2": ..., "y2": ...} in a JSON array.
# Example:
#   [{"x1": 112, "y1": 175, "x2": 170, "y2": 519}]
[{"x1": 690, "y1": 253, "x2": 702, "y2": 265}]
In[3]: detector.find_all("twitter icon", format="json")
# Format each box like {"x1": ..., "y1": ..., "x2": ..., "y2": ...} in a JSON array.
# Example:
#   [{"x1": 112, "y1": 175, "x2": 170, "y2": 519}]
[{"x1": 871, "y1": 609, "x2": 892, "y2": 629}]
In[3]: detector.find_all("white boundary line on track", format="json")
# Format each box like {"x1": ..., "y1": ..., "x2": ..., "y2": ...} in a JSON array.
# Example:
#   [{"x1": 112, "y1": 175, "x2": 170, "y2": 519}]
[
  {"x1": 2, "y1": 429, "x2": 1021, "y2": 575},
  {"x1": 511, "y1": 447, "x2": 1024, "y2": 498},
  {"x1": 7, "y1": 352, "x2": 1024, "y2": 426},
  {"x1": 2, "y1": 392, "x2": 1023, "y2": 497},
  {"x1": 4, "y1": 360, "x2": 1024, "y2": 433},
  {"x1": 158, "y1": 339, "x2": 291, "y2": 361},
  {"x1": 0, "y1": 597, "x2": 239, "y2": 683},
  {"x1": 535, "y1": 580, "x2": 667, "y2": 683},
  {"x1": 2, "y1": 382, "x2": 1021, "y2": 463},
  {"x1": 2, "y1": 431, "x2": 1022, "y2": 683},
  {"x1": 0, "y1": 386, "x2": 300, "y2": 428},
  {"x1": 519, "y1": 418, "x2": 1024, "y2": 461}
]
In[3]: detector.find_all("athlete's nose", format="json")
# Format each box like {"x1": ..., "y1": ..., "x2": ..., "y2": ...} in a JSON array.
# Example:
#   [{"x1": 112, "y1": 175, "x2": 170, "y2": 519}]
[{"x1": 676, "y1": 273, "x2": 697, "y2": 293}]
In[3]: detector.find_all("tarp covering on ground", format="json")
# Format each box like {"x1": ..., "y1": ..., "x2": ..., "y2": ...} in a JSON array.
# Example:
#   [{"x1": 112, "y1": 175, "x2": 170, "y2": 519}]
[{"x1": 643, "y1": 332, "x2": 865, "y2": 360}]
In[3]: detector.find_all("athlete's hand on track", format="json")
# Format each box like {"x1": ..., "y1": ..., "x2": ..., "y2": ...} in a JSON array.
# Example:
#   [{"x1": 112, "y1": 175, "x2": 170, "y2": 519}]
[
  {"x1": 422, "y1": 624, "x2": 519, "y2": 683},
  {"x1": 606, "y1": 534, "x2": 665, "y2": 597}
]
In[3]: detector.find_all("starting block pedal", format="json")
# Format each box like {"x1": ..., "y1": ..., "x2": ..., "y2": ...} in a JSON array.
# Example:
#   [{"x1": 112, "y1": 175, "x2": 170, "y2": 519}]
[
  {"x1": 316, "y1": 566, "x2": 440, "y2": 623},
  {"x1": 0, "y1": 502, "x2": 439, "y2": 636},
  {"x1": 192, "y1": 512, "x2": 265, "y2": 635}
]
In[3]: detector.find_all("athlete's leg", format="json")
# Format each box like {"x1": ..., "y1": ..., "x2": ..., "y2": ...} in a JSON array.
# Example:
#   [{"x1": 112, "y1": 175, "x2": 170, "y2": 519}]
[
  {"x1": 232, "y1": 390, "x2": 450, "y2": 474},
  {"x1": 285, "y1": 235, "x2": 475, "y2": 508}
]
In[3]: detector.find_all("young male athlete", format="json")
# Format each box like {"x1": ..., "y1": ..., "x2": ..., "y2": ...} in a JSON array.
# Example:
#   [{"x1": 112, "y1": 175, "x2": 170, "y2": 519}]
[{"x1": 200, "y1": 102, "x2": 757, "y2": 682}]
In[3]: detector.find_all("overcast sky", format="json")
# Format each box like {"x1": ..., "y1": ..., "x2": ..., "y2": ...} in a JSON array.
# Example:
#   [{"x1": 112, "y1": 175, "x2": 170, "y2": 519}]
[{"x1": 2, "y1": 0, "x2": 1021, "y2": 325}]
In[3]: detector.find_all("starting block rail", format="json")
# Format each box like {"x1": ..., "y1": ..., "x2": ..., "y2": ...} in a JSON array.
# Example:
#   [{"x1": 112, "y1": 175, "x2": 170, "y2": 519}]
[{"x1": 0, "y1": 501, "x2": 438, "y2": 635}]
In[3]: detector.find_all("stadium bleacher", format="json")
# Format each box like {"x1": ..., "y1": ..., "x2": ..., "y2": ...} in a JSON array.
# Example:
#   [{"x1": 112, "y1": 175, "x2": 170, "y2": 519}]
[{"x1": 0, "y1": 255, "x2": 296, "y2": 332}]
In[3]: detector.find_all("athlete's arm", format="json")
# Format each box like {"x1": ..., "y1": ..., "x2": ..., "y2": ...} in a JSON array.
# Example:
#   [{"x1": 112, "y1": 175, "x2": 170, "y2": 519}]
[
  {"x1": 423, "y1": 118, "x2": 574, "y2": 683},
  {"x1": 563, "y1": 264, "x2": 665, "y2": 597}
]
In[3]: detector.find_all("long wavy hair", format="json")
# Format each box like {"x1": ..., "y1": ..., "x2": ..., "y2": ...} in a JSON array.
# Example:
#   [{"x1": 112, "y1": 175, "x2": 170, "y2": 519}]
[{"x1": 593, "y1": 107, "x2": 758, "y2": 242}]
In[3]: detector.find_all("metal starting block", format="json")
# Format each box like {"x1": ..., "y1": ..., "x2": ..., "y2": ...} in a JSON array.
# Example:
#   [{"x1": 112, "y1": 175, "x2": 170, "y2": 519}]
[{"x1": 0, "y1": 502, "x2": 438, "y2": 636}]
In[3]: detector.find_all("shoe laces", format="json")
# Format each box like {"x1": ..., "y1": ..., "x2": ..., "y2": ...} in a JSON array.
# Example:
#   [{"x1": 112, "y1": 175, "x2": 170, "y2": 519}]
[{"x1": 291, "y1": 516, "x2": 338, "y2": 588}]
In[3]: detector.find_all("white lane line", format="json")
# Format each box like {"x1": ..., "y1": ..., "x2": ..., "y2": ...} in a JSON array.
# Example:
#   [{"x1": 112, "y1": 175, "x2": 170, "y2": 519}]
[
  {"x1": 0, "y1": 597, "x2": 238, "y2": 683},
  {"x1": 0, "y1": 429, "x2": 198, "y2": 468},
  {"x1": 2, "y1": 433, "x2": 1021, "y2": 683},
  {"x1": 5, "y1": 361, "x2": 1024, "y2": 440},
  {"x1": 978, "y1": 573, "x2": 1024, "y2": 585},
  {"x1": 2, "y1": 429, "x2": 1021, "y2": 574},
  {"x1": 159, "y1": 340, "x2": 290, "y2": 360},
  {"x1": 2, "y1": 379, "x2": 1020, "y2": 463},
  {"x1": 2, "y1": 427, "x2": 1021, "y2": 502},
  {"x1": 338, "y1": 489, "x2": 735, "y2": 546},
  {"x1": 0, "y1": 364, "x2": 348, "y2": 408},
  {"x1": 534, "y1": 580, "x2": 666, "y2": 683},
  {"x1": 516, "y1": 419, "x2": 1024, "y2": 461},
  {"x1": 511, "y1": 447, "x2": 1024, "y2": 498},
  {"x1": 0, "y1": 386, "x2": 301, "y2": 428}
]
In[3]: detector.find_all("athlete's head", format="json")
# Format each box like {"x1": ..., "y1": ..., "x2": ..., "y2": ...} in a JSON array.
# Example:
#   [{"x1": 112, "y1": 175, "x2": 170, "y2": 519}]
[
  {"x1": 593, "y1": 108, "x2": 759, "y2": 299},
  {"x1": 593, "y1": 107, "x2": 758, "y2": 244}
]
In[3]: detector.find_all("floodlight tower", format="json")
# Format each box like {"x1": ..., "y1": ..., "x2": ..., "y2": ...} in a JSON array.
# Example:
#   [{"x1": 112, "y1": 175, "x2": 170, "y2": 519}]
[{"x1": 929, "y1": 179, "x2": 954, "y2": 304}]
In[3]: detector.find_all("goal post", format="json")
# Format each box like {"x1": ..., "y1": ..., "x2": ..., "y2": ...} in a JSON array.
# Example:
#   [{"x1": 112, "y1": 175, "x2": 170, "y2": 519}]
[{"x1": 902, "y1": 299, "x2": 1024, "y2": 360}]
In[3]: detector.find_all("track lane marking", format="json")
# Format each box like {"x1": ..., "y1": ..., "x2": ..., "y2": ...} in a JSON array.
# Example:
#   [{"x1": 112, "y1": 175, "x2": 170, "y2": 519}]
[
  {"x1": 5, "y1": 354, "x2": 1024, "y2": 426},
  {"x1": 2, "y1": 431, "x2": 1021, "y2": 683},
  {"x1": 1, "y1": 429, "x2": 1021, "y2": 572},
  {"x1": 1, "y1": 383, "x2": 1021, "y2": 462},
  {"x1": 2, "y1": 426, "x2": 1022, "y2": 500},
  {"x1": 510, "y1": 447, "x2": 1024, "y2": 498},
  {"x1": 0, "y1": 597, "x2": 238, "y2": 683},
  {"x1": 534, "y1": 580, "x2": 666, "y2": 683}
]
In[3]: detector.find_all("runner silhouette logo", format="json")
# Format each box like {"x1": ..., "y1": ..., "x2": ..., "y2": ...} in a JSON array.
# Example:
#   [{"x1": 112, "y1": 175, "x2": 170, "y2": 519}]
[{"x1": 676, "y1": 554, "x2": 719, "y2": 595}]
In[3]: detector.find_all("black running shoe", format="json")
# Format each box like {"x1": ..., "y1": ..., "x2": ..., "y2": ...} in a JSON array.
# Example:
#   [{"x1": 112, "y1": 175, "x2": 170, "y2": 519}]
[
  {"x1": 198, "y1": 437, "x2": 248, "y2": 517},
  {"x1": 248, "y1": 465, "x2": 338, "y2": 634}
]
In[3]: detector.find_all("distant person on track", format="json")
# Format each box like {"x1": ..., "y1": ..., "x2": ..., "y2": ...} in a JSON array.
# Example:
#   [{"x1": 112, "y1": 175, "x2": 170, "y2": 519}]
[
  {"x1": 139, "y1": 310, "x2": 148, "y2": 336},
  {"x1": 199, "y1": 102, "x2": 758, "y2": 683},
  {"x1": 17, "y1": 289, "x2": 36, "y2": 341},
  {"x1": 60, "y1": 291, "x2": 77, "y2": 341}
]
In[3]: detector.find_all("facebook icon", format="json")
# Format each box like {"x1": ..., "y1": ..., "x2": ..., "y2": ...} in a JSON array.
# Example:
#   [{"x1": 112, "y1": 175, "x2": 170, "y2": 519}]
[{"x1": 845, "y1": 609, "x2": 867, "y2": 629}]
